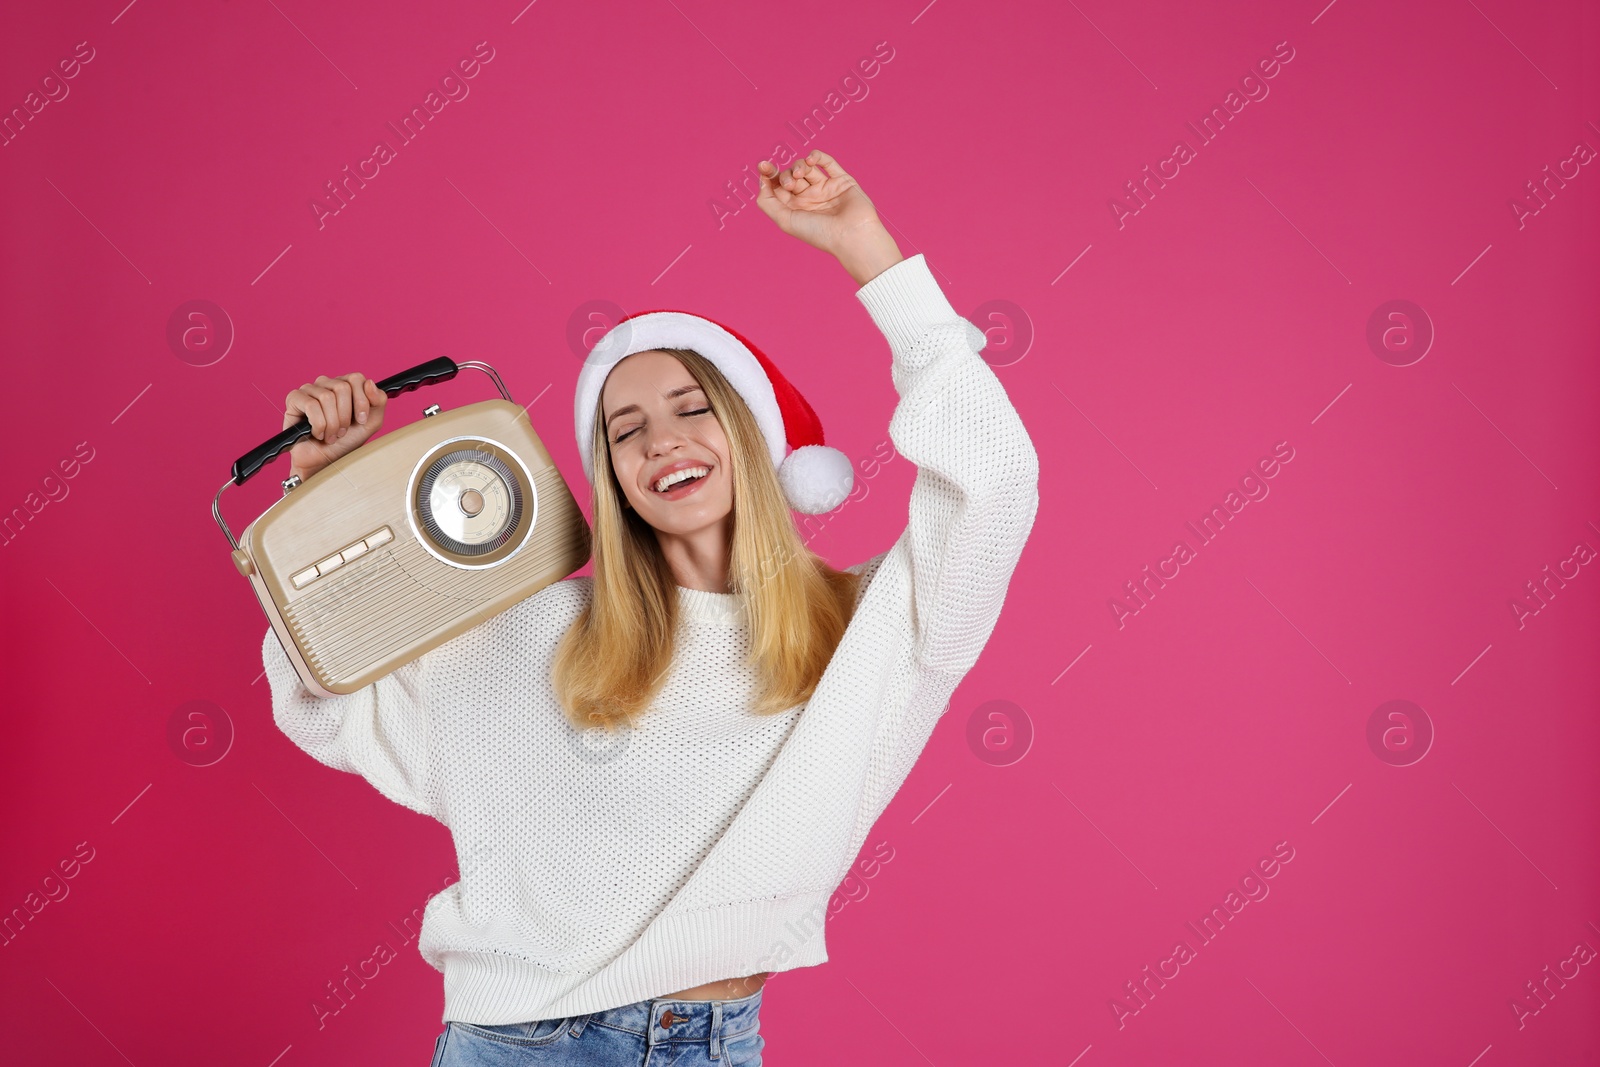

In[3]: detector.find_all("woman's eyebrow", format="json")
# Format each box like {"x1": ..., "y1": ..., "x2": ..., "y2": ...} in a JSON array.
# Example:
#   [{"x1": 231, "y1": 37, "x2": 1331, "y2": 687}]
[{"x1": 605, "y1": 384, "x2": 705, "y2": 428}]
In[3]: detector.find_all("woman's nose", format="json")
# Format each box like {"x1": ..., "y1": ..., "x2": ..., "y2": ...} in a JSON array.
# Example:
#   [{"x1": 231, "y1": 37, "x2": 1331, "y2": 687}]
[{"x1": 645, "y1": 424, "x2": 690, "y2": 455}]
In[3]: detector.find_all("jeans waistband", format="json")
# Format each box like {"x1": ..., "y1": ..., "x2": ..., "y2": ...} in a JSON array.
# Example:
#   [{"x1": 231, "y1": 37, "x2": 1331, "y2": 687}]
[{"x1": 571, "y1": 987, "x2": 763, "y2": 1052}]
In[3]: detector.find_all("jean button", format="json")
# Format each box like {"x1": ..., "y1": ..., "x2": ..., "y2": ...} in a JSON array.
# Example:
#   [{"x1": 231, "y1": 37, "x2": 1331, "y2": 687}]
[{"x1": 660, "y1": 1009, "x2": 677, "y2": 1027}]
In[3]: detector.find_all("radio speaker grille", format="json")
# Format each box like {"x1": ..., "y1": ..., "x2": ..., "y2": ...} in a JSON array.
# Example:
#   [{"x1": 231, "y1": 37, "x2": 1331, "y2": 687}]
[{"x1": 283, "y1": 466, "x2": 584, "y2": 686}]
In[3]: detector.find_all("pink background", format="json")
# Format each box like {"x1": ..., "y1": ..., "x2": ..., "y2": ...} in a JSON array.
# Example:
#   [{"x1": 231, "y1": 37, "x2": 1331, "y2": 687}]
[{"x1": 3, "y1": 1, "x2": 1598, "y2": 1064}]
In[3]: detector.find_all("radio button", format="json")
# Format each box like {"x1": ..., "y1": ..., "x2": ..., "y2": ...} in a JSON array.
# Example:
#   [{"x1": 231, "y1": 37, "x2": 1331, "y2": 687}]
[
  {"x1": 365, "y1": 526, "x2": 394, "y2": 549},
  {"x1": 341, "y1": 540, "x2": 369, "y2": 563},
  {"x1": 291, "y1": 565, "x2": 320, "y2": 589},
  {"x1": 315, "y1": 552, "x2": 344, "y2": 575}
]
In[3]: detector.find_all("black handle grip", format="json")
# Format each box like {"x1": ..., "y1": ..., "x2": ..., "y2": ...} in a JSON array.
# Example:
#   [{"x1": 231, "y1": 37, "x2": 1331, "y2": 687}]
[{"x1": 230, "y1": 357, "x2": 459, "y2": 485}]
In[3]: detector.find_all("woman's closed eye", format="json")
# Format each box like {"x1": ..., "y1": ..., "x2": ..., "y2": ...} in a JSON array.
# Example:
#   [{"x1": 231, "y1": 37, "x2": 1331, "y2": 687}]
[{"x1": 614, "y1": 408, "x2": 712, "y2": 443}]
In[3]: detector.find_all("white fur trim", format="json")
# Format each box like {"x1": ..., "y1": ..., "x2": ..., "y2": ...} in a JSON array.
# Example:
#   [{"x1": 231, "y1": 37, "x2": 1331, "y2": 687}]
[
  {"x1": 574, "y1": 313, "x2": 786, "y2": 485},
  {"x1": 778, "y1": 445, "x2": 854, "y2": 515}
]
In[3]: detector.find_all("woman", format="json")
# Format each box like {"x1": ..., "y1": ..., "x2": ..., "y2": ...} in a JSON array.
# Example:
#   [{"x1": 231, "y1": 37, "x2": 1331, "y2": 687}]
[{"x1": 265, "y1": 150, "x2": 1040, "y2": 1065}]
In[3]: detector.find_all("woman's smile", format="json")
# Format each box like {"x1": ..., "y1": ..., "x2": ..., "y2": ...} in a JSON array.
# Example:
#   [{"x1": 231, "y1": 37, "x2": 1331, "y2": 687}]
[
  {"x1": 645, "y1": 453, "x2": 717, "y2": 499},
  {"x1": 652, "y1": 465, "x2": 713, "y2": 500}
]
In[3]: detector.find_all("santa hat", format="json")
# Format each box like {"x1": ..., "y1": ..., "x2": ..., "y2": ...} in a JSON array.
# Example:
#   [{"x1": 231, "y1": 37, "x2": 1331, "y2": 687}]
[{"x1": 573, "y1": 309, "x2": 854, "y2": 515}]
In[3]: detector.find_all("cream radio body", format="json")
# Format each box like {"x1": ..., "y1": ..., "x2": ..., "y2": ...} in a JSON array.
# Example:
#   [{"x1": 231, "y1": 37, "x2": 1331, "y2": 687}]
[{"x1": 216, "y1": 358, "x2": 591, "y2": 697}]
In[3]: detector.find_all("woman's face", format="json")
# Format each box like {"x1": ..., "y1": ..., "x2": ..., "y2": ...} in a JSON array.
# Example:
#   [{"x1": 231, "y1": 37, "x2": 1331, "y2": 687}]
[{"x1": 601, "y1": 350, "x2": 734, "y2": 537}]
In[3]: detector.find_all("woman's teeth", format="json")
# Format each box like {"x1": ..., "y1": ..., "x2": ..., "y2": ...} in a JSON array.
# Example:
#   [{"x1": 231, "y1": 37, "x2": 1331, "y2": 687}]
[{"x1": 653, "y1": 466, "x2": 710, "y2": 493}]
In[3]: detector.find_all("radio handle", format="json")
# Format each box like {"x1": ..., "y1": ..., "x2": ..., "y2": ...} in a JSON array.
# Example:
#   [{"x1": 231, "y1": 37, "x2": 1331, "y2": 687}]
[
  {"x1": 229, "y1": 357, "x2": 460, "y2": 486},
  {"x1": 214, "y1": 357, "x2": 518, "y2": 553}
]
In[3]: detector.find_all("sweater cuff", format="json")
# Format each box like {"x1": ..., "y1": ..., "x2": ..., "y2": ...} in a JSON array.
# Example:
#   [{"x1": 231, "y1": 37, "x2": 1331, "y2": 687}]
[{"x1": 853, "y1": 254, "x2": 963, "y2": 354}]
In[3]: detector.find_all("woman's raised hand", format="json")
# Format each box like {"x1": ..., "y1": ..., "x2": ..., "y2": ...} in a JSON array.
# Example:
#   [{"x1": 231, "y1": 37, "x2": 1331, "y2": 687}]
[
  {"x1": 755, "y1": 150, "x2": 883, "y2": 257},
  {"x1": 282, "y1": 373, "x2": 388, "y2": 482}
]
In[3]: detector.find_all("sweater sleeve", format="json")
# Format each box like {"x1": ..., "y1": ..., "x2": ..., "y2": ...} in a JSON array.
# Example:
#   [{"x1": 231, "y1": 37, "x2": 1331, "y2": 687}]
[
  {"x1": 261, "y1": 627, "x2": 448, "y2": 826},
  {"x1": 841, "y1": 253, "x2": 1040, "y2": 839},
  {"x1": 852, "y1": 253, "x2": 1041, "y2": 676}
]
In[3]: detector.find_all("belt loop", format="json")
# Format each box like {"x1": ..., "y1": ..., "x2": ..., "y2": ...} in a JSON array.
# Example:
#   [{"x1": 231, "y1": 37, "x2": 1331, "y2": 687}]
[
  {"x1": 709, "y1": 1000, "x2": 723, "y2": 1058},
  {"x1": 568, "y1": 1014, "x2": 590, "y2": 1038}
]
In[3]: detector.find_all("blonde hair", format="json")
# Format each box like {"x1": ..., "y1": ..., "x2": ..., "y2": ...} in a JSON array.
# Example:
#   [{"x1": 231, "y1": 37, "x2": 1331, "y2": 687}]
[{"x1": 550, "y1": 346, "x2": 861, "y2": 731}]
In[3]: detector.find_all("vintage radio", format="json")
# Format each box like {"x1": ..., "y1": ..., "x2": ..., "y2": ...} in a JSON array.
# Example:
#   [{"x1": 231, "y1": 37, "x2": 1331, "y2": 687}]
[{"x1": 215, "y1": 357, "x2": 590, "y2": 697}]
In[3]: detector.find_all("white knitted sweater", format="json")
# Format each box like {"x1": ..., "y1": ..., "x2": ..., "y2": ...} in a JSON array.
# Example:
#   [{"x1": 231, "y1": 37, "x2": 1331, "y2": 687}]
[{"x1": 263, "y1": 253, "x2": 1040, "y2": 1024}]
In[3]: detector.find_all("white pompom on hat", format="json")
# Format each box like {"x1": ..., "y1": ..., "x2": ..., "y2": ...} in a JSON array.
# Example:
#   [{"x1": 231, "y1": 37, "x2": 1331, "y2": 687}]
[{"x1": 574, "y1": 309, "x2": 853, "y2": 514}]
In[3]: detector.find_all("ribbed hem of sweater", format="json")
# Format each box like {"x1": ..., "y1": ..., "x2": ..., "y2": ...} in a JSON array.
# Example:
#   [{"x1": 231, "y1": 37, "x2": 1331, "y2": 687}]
[
  {"x1": 853, "y1": 253, "x2": 962, "y2": 366},
  {"x1": 435, "y1": 890, "x2": 832, "y2": 1024},
  {"x1": 674, "y1": 583, "x2": 746, "y2": 626}
]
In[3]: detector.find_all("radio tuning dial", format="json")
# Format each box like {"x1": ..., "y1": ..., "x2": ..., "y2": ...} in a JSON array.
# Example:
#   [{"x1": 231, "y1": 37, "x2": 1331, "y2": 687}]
[{"x1": 415, "y1": 445, "x2": 526, "y2": 558}]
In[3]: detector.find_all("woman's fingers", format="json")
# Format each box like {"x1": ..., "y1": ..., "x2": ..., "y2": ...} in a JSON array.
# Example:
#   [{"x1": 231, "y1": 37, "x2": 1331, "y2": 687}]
[
  {"x1": 756, "y1": 151, "x2": 849, "y2": 217},
  {"x1": 348, "y1": 372, "x2": 371, "y2": 425},
  {"x1": 760, "y1": 155, "x2": 829, "y2": 195},
  {"x1": 789, "y1": 155, "x2": 846, "y2": 198},
  {"x1": 300, "y1": 377, "x2": 345, "y2": 443},
  {"x1": 313, "y1": 376, "x2": 350, "y2": 442},
  {"x1": 285, "y1": 388, "x2": 318, "y2": 437},
  {"x1": 292, "y1": 388, "x2": 325, "y2": 441},
  {"x1": 802, "y1": 149, "x2": 848, "y2": 181},
  {"x1": 333, "y1": 378, "x2": 354, "y2": 437},
  {"x1": 283, "y1": 374, "x2": 383, "y2": 482},
  {"x1": 320, "y1": 388, "x2": 341, "y2": 441},
  {"x1": 756, "y1": 160, "x2": 792, "y2": 208}
]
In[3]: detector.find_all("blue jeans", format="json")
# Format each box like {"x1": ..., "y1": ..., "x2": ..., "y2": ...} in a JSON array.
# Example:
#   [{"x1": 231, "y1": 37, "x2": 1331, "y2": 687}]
[{"x1": 428, "y1": 987, "x2": 765, "y2": 1065}]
